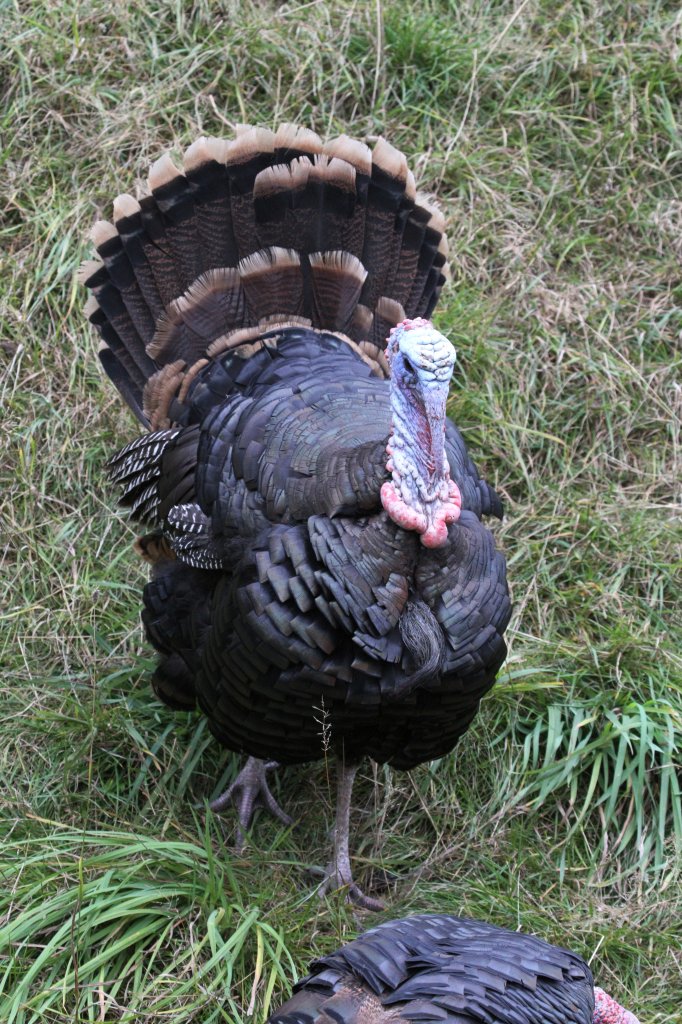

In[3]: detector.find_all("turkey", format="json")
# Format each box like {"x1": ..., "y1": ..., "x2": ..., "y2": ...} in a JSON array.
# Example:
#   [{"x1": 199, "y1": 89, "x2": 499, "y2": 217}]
[
  {"x1": 269, "y1": 914, "x2": 640, "y2": 1024},
  {"x1": 81, "y1": 123, "x2": 511, "y2": 908}
]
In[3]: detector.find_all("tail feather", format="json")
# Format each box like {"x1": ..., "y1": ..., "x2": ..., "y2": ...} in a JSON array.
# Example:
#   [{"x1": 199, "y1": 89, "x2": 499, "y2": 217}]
[
  {"x1": 80, "y1": 262, "x2": 154, "y2": 384},
  {"x1": 98, "y1": 345, "x2": 146, "y2": 422},
  {"x1": 112, "y1": 194, "x2": 166, "y2": 320},
  {"x1": 423, "y1": 268, "x2": 447, "y2": 318},
  {"x1": 225, "y1": 127, "x2": 276, "y2": 256},
  {"x1": 148, "y1": 153, "x2": 205, "y2": 286},
  {"x1": 307, "y1": 155, "x2": 358, "y2": 254},
  {"x1": 132, "y1": 193, "x2": 189, "y2": 308},
  {"x1": 239, "y1": 248, "x2": 305, "y2": 322},
  {"x1": 385, "y1": 197, "x2": 429, "y2": 306},
  {"x1": 90, "y1": 221, "x2": 158, "y2": 340},
  {"x1": 273, "y1": 122, "x2": 323, "y2": 163},
  {"x1": 83, "y1": 123, "x2": 450, "y2": 425},
  {"x1": 308, "y1": 251, "x2": 367, "y2": 332},
  {"x1": 148, "y1": 268, "x2": 246, "y2": 364},
  {"x1": 379, "y1": 172, "x2": 416, "y2": 304},
  {"x1": 324, "y1": 134, "x2": 372, "y2": 175},
  {"x1": 348, "y1": 302, "x2": 373, "y2": 344},
  {"x1": 357, "y1": 138, "x2": 409, "y2": 313},
  {"x1": 183, "y1": 138, "x2": 238, "y2": 268},
  {"x1": 253, "y1": 159, "x2": 313, "y2": 250},
  {"x1": 143, "y1": 361, "x2": 188, "y2": 429},
  {"x1": 408, "y1": 203, "x2": 447, "y2": 316},
  {"x1": 323, "y1": 135, "x2": 371, "y2": 258},
  {"x1": 369, "y1": 296, "x2": 406, "y2": 354}
]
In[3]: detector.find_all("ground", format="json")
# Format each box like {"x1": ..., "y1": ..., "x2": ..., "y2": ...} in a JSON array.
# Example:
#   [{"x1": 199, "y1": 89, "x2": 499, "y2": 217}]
[{"x1": 1, "y1": 1, "x2": 680, "y2": 1021}]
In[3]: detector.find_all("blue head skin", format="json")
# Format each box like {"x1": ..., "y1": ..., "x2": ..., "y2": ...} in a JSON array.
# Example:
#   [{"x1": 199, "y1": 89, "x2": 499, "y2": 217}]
[{"x1": 381, "y1": 318, "x2": 461, "y2": 547}]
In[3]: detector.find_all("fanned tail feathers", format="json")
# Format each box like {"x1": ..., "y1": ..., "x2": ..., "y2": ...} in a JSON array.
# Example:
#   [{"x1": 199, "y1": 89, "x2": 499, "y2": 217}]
[{"x1": 81, "y1": 124, "x2": 449, "y2": 427}]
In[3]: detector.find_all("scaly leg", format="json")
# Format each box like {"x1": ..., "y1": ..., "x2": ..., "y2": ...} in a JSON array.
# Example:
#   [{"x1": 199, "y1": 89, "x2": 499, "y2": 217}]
[
  {"x1": 318, "y1": 759, "x2": 384, "y2": 912},
  {"x1": 210, "y1": 757, "x2": 293, "y2": 850}
]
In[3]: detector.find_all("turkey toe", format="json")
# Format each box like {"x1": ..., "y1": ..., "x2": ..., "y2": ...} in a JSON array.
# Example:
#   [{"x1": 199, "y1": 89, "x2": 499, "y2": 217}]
[
  {"x1": 318, "y1": 866, "x2": 385, "y2": 913},
  {"x1": 209, "y1": 757, "x2": 293, "y2": 849}
]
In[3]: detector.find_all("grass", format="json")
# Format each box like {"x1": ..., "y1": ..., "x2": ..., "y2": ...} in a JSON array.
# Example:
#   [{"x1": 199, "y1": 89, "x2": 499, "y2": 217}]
[{"x1": 2, "y1": 0, "x2": 680, "y2": 1020}]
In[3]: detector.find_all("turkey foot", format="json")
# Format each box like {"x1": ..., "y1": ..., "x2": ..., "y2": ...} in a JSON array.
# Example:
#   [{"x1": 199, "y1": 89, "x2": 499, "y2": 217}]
[
  {"x1": 209, "y1": 757, "x2": 293, "y2": 850},
  {"x1": 318, "y1": 760, "x2": 385, "y2": 912}
]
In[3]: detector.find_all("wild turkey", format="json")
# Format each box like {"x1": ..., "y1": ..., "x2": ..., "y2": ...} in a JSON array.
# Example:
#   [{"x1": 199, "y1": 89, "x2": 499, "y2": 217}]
[
  {"x1": 81, "y1": 124, "x2": 511, "y2": 908},
  {"x1": 269, "y1": 914, "x2": 640, "y2": 1024}
]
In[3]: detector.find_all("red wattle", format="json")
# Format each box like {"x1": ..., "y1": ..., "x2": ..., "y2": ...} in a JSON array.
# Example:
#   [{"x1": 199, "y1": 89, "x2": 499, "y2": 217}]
[
  {"x1": 381, "y1": 482, "x2": 427, "y2": 532},
  {"x1": 381, "y1": 480, "x2": 463, "y2": 548}
]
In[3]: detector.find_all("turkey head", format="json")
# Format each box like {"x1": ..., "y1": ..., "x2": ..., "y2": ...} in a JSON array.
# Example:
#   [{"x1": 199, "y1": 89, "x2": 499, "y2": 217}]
[{"x1": 382, "y1": 317, "x2": 461, "y2": 548}]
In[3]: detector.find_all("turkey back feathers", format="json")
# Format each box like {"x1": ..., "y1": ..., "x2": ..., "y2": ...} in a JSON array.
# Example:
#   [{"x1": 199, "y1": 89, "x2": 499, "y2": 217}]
[
  {"x1": 80, "y1": 124, "x2": 449, "y2": 427},
  {"x1": 271, "y1": 915, "x2": 595, "y2": 1024}
]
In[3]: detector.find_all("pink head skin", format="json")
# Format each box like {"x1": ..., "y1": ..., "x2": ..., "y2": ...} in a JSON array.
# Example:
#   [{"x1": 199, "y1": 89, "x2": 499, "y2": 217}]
[
  {"x1": 593, "y1": 987, "x2": 640, "y2": 1024},
  {"x1": 381, "y1": 318, "x2": 461, "y2": 548}
]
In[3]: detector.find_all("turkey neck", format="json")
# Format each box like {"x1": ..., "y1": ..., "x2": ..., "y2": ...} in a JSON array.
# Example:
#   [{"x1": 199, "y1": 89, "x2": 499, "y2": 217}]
[
  {"x1": 389, "y1": 378, "x2": 449, "y2": 501},
  {"x1": 383, "y1": 374, "x2": 461, "y2": 548}
]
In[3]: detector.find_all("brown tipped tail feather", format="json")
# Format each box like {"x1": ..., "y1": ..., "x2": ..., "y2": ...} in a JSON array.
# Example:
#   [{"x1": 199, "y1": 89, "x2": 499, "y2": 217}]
[{"x1": 80, "y1": 124, "x2": 449, "y2": 432}]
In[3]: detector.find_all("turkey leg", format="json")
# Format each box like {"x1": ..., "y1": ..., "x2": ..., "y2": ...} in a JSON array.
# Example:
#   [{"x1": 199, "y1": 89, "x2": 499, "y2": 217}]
[
  {"x1": 210, "y1": 756, "x2": 293, "y2": 850},
  {"x1": 318, "y1": 759, "x2": 384, "y2": 912}
]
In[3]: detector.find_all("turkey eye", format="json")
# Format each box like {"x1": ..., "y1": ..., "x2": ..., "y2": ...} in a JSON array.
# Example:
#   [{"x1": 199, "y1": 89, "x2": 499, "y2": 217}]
[{"x1": 403, "y1": 357, "x2": 414, "y2": 375}]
